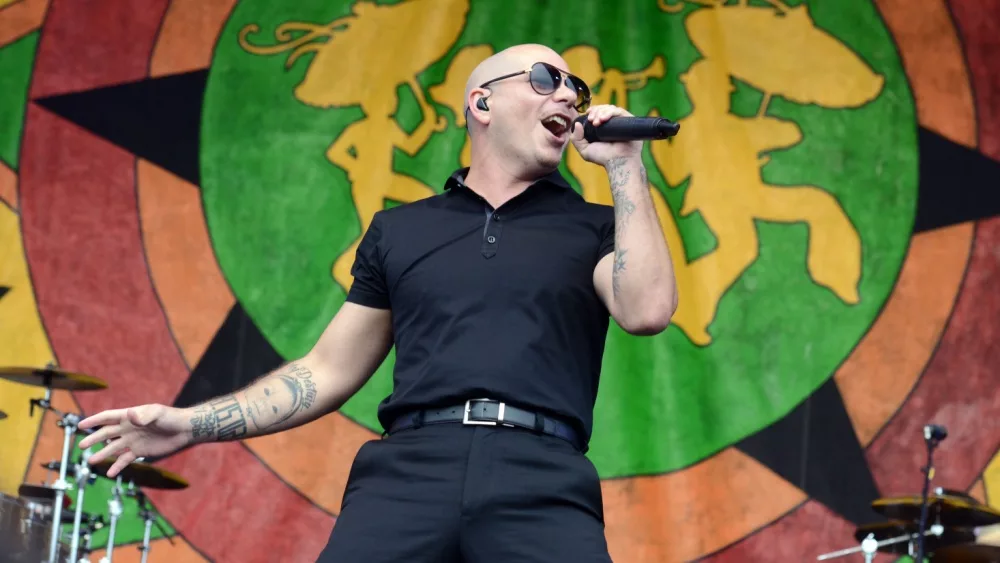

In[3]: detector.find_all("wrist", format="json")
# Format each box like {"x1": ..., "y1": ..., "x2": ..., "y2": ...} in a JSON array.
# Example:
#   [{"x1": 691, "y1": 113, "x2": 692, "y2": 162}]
[
  {"x1": 603, "y1": 154, "x2": 644, "y2": 172},
  {"x1": 183, "y1": 404, "x2": 216, "y2": 444}
]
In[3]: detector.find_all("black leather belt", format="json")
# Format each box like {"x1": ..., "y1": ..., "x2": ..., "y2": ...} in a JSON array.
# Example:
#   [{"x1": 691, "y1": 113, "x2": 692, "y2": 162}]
[{"x1": 387, "y1": 398, "x2": 585, "y2": 452}]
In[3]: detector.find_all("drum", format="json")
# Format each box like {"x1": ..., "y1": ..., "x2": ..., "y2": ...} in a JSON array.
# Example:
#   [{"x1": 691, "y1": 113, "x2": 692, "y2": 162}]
[
  {"x1": 0, "y1": 491, "x2": 71, "y2": 562},
  {"x1": 0, "y1": 492, "x2": 34, "y2": 559}
]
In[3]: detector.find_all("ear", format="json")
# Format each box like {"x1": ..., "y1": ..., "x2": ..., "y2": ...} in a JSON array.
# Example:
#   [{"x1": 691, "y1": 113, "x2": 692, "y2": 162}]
[{"x1": 466, "y1": 88, "x2": 492, "y2": 126}]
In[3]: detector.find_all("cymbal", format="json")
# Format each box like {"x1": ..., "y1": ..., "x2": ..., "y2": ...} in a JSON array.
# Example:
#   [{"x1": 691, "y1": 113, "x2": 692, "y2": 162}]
[
  {"x1": 932, "y1": 544, "x2": 1000, "y2": 562},
  {"x1": 53, "y1": 510, "x2": 96, "y2": 525},
  {"x1": 0, "y1": 366, "x2": 108, "y2": 391},
  {"x1": 873, "y1": 494, "x2": 1000, "y2": 527},
  {"x1": 91, "y1": 459, "x2": 189, "y2": 490},
  {"x1": 935, "y1": 488, "x2": 981, "y2": 503},
  {"x1": 18, "y1": 484, "x2": 72, "y2": 508},
  {"x1": 39, "y1": 458, "x2": 91, "y2": 473},
  {"x1": 854, "y1": 520, "x2": 975, "y2": 555}
]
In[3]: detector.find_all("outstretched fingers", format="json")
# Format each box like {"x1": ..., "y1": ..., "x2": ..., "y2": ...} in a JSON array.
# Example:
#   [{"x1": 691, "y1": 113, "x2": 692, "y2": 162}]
[
  {"x1": 105, "y1": 450, "x2": 138, "y2": 478},
  {"x1": 86, "y1": 436, "x2": 132, "y2": 467},
  {"x1": 79, "y1": 409, "x2": 128, "y2": 430},
  {"x1": 78, "y1": 424, "x2": 122, "y2": 450}
]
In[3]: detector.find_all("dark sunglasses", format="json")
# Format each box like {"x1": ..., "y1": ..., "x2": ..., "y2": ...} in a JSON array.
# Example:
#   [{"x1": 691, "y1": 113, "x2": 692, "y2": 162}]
[{"x1": 479, "y1": 61, "x2": 592, "y2": 112}]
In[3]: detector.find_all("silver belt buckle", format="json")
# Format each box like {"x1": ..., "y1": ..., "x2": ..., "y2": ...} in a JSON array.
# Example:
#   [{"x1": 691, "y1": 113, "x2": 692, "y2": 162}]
[{"x1": 463, "y1": 398, "x2": 504, "y2": 426}]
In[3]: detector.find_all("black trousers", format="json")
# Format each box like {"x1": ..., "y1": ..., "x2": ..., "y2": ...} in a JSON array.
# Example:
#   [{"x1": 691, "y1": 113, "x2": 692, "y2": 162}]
[{"x1": 316, "y1": 423, "x2": 612, "y2": 563}]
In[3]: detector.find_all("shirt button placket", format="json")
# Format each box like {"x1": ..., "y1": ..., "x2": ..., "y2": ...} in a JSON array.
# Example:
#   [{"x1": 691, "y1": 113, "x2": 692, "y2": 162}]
[{"x1": 482, "y1": 209, "x2": 502, "y2": 259}]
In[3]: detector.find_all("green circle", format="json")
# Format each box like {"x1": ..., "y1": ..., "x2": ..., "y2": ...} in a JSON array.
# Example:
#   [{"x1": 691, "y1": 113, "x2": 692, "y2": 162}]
[{"x1": 201, "y1": 0, "x2": 917, "y2": 478}]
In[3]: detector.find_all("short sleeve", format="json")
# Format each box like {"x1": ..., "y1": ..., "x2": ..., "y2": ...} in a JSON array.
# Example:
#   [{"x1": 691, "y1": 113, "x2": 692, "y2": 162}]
[
  {"x1": 597, "y1": 208, "x2": 615, "y2": 261},
  {"x1": 345, "y1": 212, "x2": 391, "y2": 309}
]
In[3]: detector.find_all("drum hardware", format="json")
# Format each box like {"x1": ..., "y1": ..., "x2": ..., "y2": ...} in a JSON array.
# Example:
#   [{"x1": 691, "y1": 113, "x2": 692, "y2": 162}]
[
  {"x1": 817, "y1": 506, "x2": 1000, "y2": 562},
  {"x1": 818, "y1": 491, "x2": 1000, "y2": 561},
  {"x1": 88, "y1": 459, "x2": 190, "y2": 491},
  {"x1": 37, "y1": 398, "x2": 78, "y2": 563},
  {"x1": 817, "y1": 423, "x2": 1000, "y2": 562},
  {"x1": 89, "y1": 458, "x2": 186, "y2": 563},
  {"x1": 97, "y1": 475, "x2": 126, "y2": 563},
  {"x1": 0, "y1": 491, "x2": 36, "y2": 561},
  {"x1": 130, "y1": 486, "x2": 177, "y2": 563},
  {"x1": 3, "y1": 365, "x2": 194, "y2": 563},
  {"x1": 75, "y1": 513, "x2": 105, "y2": 563},
  {"x1": 914, "y1": 423, "x2": 948, "y2": 562},
  {"x1": 18, "y1": 484, "x2": 72, "y2": 508},
  {"x1": 67, "y1": 447, "x2": 98, "y2": 563},
  {"x1": 1, "y1": 364, "x2": 107, "y2": 563},
  {"x1": 36, "y1": 457, "x2": 187, "y2": 563},
  {"x1": 933, "y1": 543, "x2": 1000, "y2": 562},
  {"x1": 0, "y1": 365, "x2": 109, "y2": 391},
  {"x1": 817, "y1": 524, "x2": 950, "y2": 562},
  {"x1": 872, "y1": 491, "x2": 1000, "y2": 528},
  {"x1": 854, "y1": 520, "x2": 977, "y2": 556},
  {"x1": 2, "y1": 488, "x2": 74, "y2": 562}
]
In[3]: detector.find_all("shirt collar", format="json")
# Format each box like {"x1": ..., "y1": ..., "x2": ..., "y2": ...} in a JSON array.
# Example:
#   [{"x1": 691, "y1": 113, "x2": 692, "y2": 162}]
[{"x1": 443, "y1": 167, "x2": 573, "y2": 192}]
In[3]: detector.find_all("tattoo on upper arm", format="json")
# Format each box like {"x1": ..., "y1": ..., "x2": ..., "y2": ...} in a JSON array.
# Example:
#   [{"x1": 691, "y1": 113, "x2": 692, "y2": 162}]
[{"x1": 244, "y1": 362, "x2": 318, "y2": 432}]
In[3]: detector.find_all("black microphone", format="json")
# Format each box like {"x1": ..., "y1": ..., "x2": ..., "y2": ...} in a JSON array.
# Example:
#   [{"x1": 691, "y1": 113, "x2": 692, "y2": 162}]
[
  {"x1": 924, "y1": 424, "x2": 947, "y2": 442},
  {"x1": 573, "y1": 115, "x2": 680, "y2": 142}
]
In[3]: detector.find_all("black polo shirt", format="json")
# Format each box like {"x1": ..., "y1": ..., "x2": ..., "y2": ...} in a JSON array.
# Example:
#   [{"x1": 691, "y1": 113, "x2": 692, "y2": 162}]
[{"x1": 346, "y1": 167, "x2": 616, "y2": 444}]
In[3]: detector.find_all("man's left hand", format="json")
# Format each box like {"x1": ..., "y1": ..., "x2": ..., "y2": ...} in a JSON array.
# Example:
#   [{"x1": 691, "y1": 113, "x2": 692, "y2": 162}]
[{"x1": 570, "y1": 104, "x2": 644, "y2": 167}]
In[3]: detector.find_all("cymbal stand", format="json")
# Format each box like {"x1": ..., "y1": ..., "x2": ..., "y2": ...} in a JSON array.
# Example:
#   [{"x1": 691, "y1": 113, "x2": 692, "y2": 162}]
[
  {"x1": 914, "y1": 430, "x2": 943, "y2": 563},
  {"x1": 816, "y1": 525, "x2": 945, "y2": 562},
  {"x1": 130, "y1": 487, "x2": 174, "y2": 563},
  {"x1": 29, "y1": 380, "x2": 80, "y2": 563},
  {"x1": 69, "y1": 447, "x2": 96, "y2": 563},
  {"x1": 98, "y1": 476, "x2": 125, "y2": 563},
  {"x1": 816, "y1": 533, "x2": 880, "y2": 562},
  {"x1": 77, "y1": 515, "x2": 104, "y2": 563}
]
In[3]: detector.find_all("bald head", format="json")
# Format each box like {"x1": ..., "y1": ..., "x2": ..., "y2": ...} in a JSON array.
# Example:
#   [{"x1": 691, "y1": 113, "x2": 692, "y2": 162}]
[{"x1": 463, "y1": 44, "x2": 568, "y2": 116}]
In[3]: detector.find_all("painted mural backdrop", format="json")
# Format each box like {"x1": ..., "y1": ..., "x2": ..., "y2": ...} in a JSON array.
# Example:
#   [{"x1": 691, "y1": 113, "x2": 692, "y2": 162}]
[{"x1": 1, "y1": 0, "x2": 999, "y2": 561}]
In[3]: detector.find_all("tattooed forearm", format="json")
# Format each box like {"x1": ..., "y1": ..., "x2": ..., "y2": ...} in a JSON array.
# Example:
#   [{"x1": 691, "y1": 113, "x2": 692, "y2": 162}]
[
  {"x1": 212, "y1": 395, "x2": 249, "y2": 440},
  {"x1": 189, "y1": 394, "x2": 247, "y2": 442},
  {"x1": 607, "y1": 157, "x2": 647, "y2": 297},
  {"x1": 607, "y1": 157, "x2": 638, "y2": 225},
  {"x1": 612, "y1": 248, "x2": 628, "y2": 297},
  {"x1": 601, "y1": 153, "x2": 676, "y2": 331},
  {"x1": 189, "y1": 405, "x2": 218, "y2": 441},
  {"x1": 288, "y1": 363, "x2": 319, "y2": 409},
  {"x1": 188, "y1": 362, "x2": 320, "y2": 442},
  {"x1": 243, "y1": 362, "x2": 318, "y2": 432}
]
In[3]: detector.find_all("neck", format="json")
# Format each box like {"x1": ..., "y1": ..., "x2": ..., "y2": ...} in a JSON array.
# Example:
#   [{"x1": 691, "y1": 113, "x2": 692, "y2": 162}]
[{"x1": 464, "y1": 154, "x2": 549, "y2": 210}]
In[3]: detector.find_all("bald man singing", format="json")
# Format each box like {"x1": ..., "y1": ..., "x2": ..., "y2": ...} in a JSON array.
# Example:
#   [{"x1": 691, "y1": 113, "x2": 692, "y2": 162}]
[{"x1": 78, "y1": 43, "x2": 677, "y2": 562}]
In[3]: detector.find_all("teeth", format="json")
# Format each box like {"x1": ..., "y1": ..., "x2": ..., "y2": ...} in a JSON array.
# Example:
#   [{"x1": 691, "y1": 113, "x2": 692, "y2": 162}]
[{"x1": 542, "y1": 115, "x2": 569, "y2": 137}]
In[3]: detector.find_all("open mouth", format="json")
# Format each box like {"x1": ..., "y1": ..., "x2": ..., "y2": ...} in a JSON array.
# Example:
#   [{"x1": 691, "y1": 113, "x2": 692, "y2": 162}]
[{"x1": 541, "y1": 114, "x2": 571, "y2": 139}]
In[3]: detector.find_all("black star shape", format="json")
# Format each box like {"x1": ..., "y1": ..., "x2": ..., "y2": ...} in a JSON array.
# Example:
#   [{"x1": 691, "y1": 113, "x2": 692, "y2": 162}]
[
  {"x1": 172, "y1": 303, "x2": 284, "y2": 410},
  {"x1": 735, "y1": 378, "x2": 885, "y2": 525},
  {"x1": 35, "y1": 70, "x2": 207, "y2": 186}
]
